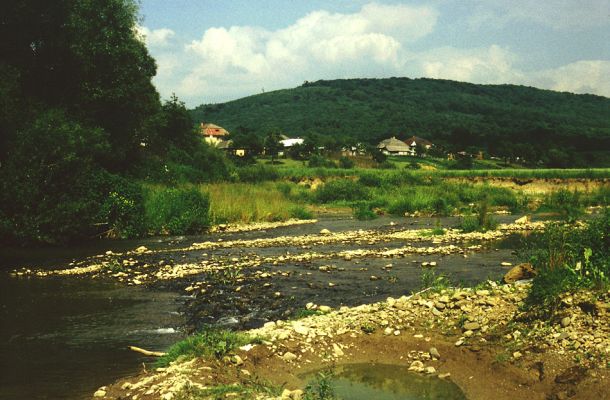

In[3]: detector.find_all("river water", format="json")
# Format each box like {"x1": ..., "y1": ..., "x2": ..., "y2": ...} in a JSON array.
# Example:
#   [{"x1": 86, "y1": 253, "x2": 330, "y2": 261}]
[
  {"x1": 0, "y1": 216, "x2": 527, "y2": 399},
  {"x1": 0, "y1": 239, "x2": 187, "y2": 400}
]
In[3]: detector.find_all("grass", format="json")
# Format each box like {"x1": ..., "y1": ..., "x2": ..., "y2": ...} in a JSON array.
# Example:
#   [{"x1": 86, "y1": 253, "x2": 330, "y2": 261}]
[
  {"x1": 303, "y1": 371, "x2": 337, "y2": 400},
  {"x1": 174, "y1": 381, "x2": 281, "y2": 400},
  {"x1": 156, "y1": 328, "x2": 261, "y2": 367},
  {"x1": 524, "y1": 210, "x2": 610, "y2": 316},
  {"x1": 202, "y1": 182, "x2": 309, "y2": 224},
  {"x1": 420, "y1": 270, "x2": 453, "y2": 291},
  {"x1": 143, "y1": 185, "x2": 211, "y2": 235}
]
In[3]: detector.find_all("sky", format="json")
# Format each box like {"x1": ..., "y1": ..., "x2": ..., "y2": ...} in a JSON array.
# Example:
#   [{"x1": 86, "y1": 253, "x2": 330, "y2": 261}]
[{"x1": 137, "y1": 0, "x2": 610, "y2": 106}]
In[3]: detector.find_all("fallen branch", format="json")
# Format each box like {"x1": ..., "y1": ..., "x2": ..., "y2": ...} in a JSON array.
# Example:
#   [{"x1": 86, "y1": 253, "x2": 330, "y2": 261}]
[{"x1": 129, "y1": 346, "x2": 166, "y2": 357}]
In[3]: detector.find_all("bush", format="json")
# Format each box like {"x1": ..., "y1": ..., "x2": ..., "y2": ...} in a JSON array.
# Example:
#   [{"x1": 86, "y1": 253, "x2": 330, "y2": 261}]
[
  {"x1": 145, "y1": 187, "x2": 210, "y2": 234},
  {"x1": 352, "y1": 202, "x2": 378, "y2": 220},
  {"x1": 358, "y1": 172, "x2": 383, "y2": 187},
  {"x1": 338, "y1": 156, "x2": 355, "y2": 169},
  {"x1": 315, "y1": 179, "x2": 369, "y2": 203},
  {"x1": 157, "y1": 328, "x2": 259, "y2": 367},
  {"x1": 308, "y1": 154, "x2": 337, "y2": 168},
  {"x1": 377, "y1": 160, "x2": 396, "y2": 169},
  {"x1": 289, "y1": 205, "x2": 314, "y2": 220},
  {"x1": 525, "y1": 212, "x2": 609, "y2": 314},
  {"x1": 0, "y1": 109, "x2": 112, "y2": 243},
  {"x1": 539, "y1": 189, "x2": 584, "y2": 222},
  {"x1": 237, "y1": 164, "x2": 280, "y2": 182},
  {"x1": 98, "y1": 175, "x2": 145, "y2": 239}
]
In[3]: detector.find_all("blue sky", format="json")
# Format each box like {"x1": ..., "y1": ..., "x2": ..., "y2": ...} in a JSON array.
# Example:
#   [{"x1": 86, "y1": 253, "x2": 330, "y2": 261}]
[{"x1": 137, "y1": 1, "x2": 610, "y2": 106}]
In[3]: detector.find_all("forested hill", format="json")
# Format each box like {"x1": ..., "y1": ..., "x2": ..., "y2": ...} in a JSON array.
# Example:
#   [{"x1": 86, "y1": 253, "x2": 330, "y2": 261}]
[{"x1": 191, "y1": 78, "x2": 610, "y2": 166}]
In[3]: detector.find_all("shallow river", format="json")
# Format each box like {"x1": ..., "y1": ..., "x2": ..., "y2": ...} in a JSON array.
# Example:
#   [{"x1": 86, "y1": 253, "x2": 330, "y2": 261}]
[{"x1": 0, "y1": 216, "x2": 526, "y2": 399}]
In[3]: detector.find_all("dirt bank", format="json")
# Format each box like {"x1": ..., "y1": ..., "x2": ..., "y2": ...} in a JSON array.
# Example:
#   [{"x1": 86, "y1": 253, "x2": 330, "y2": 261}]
[{"x1": 96, "y1": 282, "x2": 609, "y2": 400}]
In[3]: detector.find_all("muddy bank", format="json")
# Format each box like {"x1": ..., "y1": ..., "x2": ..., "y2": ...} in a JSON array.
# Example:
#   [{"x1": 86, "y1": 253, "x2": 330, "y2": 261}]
[{"x1": 98, "y1": 283, "x2": 610, "y2": 400}]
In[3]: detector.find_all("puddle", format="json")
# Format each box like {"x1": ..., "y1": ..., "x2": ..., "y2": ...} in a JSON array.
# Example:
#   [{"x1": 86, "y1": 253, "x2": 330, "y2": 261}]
[{"x1": 304, "y1": 363, "x2": 467, "y2": 400}]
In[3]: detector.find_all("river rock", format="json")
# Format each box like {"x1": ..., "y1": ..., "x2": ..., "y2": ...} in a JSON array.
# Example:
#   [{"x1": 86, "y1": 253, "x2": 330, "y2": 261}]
[
  {"x1": 503, "y1": 263, "x2": 536, "y2": 283},
  {"x1": 93, "y1": 389, "x2": 106, "y2": 397},
  {"x1": 282, "y1": 352, "x2": 298, "y2": 362},
  {"x1": 463, "y1": 322, "x2": 480, "y2": 331},
  {"x1": 429, "y1": 347, "x2": 441, "y2": 359},
  {"x1": 318, "y1": 305, "x2": 331, "y2": 313},
  {"x1": 560, "y1": 316, "x2": 571, "y2": 327},
  {"x1": 320, "y1": 229, "x2": 331, "y2": 235}
]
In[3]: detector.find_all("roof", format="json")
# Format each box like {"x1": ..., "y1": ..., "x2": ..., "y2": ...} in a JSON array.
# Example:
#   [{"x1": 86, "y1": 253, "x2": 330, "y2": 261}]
[
  {"x1": 200, "y1": 122, "x2": 229, "y2": 137},
  {"x1": 404, "y1": 136, "x2": 434, "y2": 147},
  {"x1": 280, "y1": 138, "x2": 304, "y2": 147},
  {"x1": 377, "y1": 137, "x2": 412, "y2": 152}
]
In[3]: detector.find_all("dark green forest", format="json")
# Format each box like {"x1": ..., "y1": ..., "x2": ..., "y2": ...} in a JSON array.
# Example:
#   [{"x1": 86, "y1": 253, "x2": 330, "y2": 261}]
[
  {"x1": 0, "y1": 0, "x2": 228, "y2": 244},
  {"x1": 191, "y1": 78, "x2": 610, "y2": 166}
]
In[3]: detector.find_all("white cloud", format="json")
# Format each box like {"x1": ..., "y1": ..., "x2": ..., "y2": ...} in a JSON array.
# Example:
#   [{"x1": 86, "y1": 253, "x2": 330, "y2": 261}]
[
  {"x1": 140, "y1": 2, "x2": 609, "y2": 105},
  {"x1": 136, "y1": 25, "x2": 176, "y2": 47},
  {"x1": 418, "y1": 45, "x2": 523, "y2": 84},
  {"x1": 153, "y1": 3, "x2": 438, "y2": 102},
  {"x1": 534, "y1": 60, "x2": 610, "y2": 96}
]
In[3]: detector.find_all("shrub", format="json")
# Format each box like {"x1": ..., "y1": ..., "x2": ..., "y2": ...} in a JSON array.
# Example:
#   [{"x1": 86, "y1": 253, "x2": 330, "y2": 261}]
[
  {"x1": 98, "y1": 175, "x2": 145, "y2": 239},
  {"x1": 289, "y1": 205, "x2": 314, "y2": 220},
  {"x1": 157, "y1": 328, "x2": 259, "y2": 367},
  {"x1": 539, "y1": 189, "x2": 583, "y2": 222},
  {"x1": 308, "y1": 154, "x2": 337, "y2": 168},
  {"x1": 525, "y1": 212, "x2": 609, "y2": 315},
  {"x1": 237, "y1": 164, "x2": 280, "y2": 182},
  {"x1": 352, "y1": 202, "x2": 378, "y2": 220},
  {"x1": 315, "y1": 179, "x2": 369, "y2": 203},
  {"x1": 358, "y1": 172, "x2": 383, "y2": 187},
  {"x1": 338, "y1": 156, "x2": 355, "y2": 169},
  {"x1": 145, "y1": 187, "x2": 210, "y2": 234},
  {"x1": 377, "y1": 160, "x2": 396, "y2": 169},
  {"x1": 303, "y1": 371, "x2": 337, "y2": 400}
]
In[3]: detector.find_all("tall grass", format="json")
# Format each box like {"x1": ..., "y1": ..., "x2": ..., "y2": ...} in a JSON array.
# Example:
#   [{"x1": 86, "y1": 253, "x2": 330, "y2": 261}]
[
  {"x1": 203, "y1": 182, "x2": 311, "y2": 224},
  {"x1": 144, "y1": 186, "x2": 210, "y2": 235}
]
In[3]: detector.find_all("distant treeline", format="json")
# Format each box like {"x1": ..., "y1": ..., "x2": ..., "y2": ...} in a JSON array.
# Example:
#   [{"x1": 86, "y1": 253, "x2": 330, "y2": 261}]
[{"x1": 191, "y1": 78, "x2": 610, "y2": 167}]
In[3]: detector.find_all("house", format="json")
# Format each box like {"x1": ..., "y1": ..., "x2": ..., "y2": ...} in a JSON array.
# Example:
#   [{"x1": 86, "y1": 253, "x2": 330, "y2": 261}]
[
  {"x1": 280, "y1": 137, "x2": 304, "y2": 148},
  {"x1": 200, "y1": 122, "x2": 229, "y2": 146},
  {"x1": 377, "y1": 137, "x2": 413, "y2": 156},
  {"x1": 403, "y1": 136, "x2": 434, "y2": 156}
]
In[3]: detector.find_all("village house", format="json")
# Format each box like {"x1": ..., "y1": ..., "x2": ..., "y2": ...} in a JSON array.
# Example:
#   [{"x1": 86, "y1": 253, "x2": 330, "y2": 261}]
[
  {"x1": 404, "y1": 136, "x2": 434, "y2": 153},
  {"x1": 200, "y1": 122, "x2": 229, "y2": 146},
  {"x1": 377, "y1": 137, "x2": 413, "y2": 156}
]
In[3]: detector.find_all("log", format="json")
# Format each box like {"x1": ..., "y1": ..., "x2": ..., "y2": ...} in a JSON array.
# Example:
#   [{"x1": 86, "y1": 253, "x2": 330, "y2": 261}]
[{"x1": 129, "y1": 346, "x2": 166, "y2": 357}]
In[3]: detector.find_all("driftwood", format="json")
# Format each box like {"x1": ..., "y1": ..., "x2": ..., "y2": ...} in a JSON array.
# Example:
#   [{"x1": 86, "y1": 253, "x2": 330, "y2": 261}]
[{"x1": 129, "y1": 346, "x2": 166, "y2": 357}]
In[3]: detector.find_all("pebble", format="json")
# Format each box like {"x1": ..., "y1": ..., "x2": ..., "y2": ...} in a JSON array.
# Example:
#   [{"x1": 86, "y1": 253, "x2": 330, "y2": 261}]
[
  {"x1": 561, "y1": 316, "x2": 571, "y2": 327},
  {"x1": 429, "y1": 347, "x2": 441, "y2": 359},
  {"x1": 282, "y1": 352, "x2": 298, "y2": 362},
  {"x1": 93, "y1": 389, "x2": 106, "y2": 397}
]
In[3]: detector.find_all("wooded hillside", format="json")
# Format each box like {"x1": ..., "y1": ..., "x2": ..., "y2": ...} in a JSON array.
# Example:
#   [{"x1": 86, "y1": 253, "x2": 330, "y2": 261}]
[{"x1": 191, "y1": 78, "x2": 610, "y2": 166}]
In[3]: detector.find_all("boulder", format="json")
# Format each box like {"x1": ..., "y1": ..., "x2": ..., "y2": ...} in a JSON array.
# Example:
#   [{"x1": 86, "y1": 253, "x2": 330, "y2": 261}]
[{"x1": 503, "y1": 263, "x2": 536, "y2": 284}]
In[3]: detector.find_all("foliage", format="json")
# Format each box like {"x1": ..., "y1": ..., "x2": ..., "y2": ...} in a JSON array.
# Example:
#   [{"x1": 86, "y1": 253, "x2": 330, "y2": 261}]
[
  {"x1": 156, "y1": 328, "x2": 260, "y2": 367},
  {"x1": 338, "y1": 156, "x2": 355, "y2": 169},
  {"x1": 205, "y1": 182, "x2": 300, "y2": 224},
  {"x1": 459, "y1": 199, "x2": 498, "y2": 232},
  {"x1": 303, "y1": 371, "x2": 337, "y2": 400},
  {"x1": 191, "y1": 78, "x2": 610, "y2": 167},
  {"x1": 352, "y1": 202, "x2": 378, "y2": 220},
  {"x1": 315, "y1": 179, "x2": 370, "y2": 203},
  {"x1": 0, "y1": 109, "x2": 110, "y2": 243},
  {"x1": 539, "y1": 189, "x2": 584, "y2": 222},
  {"x1": 144, "y1": 187, "x2": 210, "y2": 235},
  {"x1": 525, "y1": 211, "x2": 610, "y2": 315},
  {"x1": 421, "y1": 270, "x2": 453, "y2": 291},
  {"x1": 98, "y1": 175, "x2": 145, "y2": 239},
  {"x1": 308, "y1": 154, "x2": 337, "y2": 168},
  {"x1": 289, "y1": 205, "x2": 314, "y2": 220},
  {"x1": 237, "y1": 164, "x2": 280, "y2": 183},
  {"x1": 264, "y1": 132, "x2": 283, "y2": 163}
]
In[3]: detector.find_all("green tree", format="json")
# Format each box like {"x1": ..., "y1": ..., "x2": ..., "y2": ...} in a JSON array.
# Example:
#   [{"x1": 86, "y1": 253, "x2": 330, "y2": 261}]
[{"x1": 264, "y1": 132, "x2": 283, "y2": 164}]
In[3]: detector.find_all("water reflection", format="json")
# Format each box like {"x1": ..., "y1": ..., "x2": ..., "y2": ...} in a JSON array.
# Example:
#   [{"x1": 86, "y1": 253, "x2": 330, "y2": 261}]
[{"x1": 305, "y1": 363, "x2": 467, "y2": 400}]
